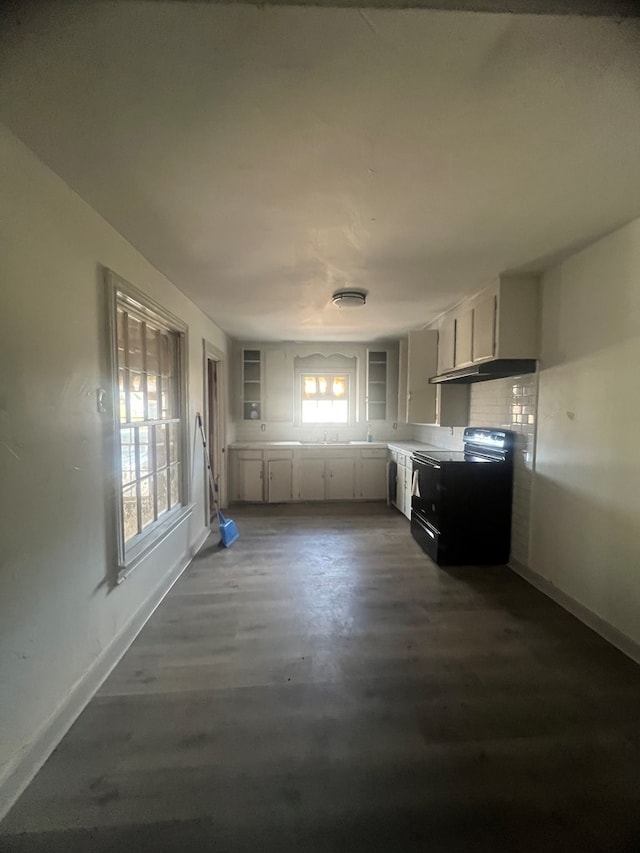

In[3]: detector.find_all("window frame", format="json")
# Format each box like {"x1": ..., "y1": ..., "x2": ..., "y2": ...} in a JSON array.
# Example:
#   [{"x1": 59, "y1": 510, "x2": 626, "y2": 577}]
[{"x1": 106, "y1": 270, "x2": 191, "y2": 577}]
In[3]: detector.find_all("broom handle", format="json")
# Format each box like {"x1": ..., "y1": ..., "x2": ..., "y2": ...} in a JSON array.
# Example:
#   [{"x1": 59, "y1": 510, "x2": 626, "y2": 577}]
[{"x1": 196, "y1": 412, "x2": 221, "y2": 516}]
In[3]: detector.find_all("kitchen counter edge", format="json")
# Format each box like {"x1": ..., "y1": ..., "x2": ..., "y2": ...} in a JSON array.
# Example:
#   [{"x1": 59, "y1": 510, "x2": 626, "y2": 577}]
[{"x1": 228, "y1": 440, "x2": 444, "y2": 453}]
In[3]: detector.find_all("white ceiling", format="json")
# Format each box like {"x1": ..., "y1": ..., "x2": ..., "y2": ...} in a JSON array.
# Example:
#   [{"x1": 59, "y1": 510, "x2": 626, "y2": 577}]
[{"x1": 1, "y1": 2, "x2": 640, "y2": 341}]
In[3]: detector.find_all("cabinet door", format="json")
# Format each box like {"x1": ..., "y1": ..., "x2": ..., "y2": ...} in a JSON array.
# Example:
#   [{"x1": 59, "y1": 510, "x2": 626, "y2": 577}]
[
  {"x1": 360, "y1": 457, "x2": 387, "y2": 499},
  {"x1": 267, "y1": 459, "x2": 292, "y2": 503},
  {"x1": 367, "y1": 350, "x2": 388, "y2": 421},
  {"x1": 298, "y1": 458, "x2": 326, "y2": 501},
  {"x1": 437, "y1": 385, "x2": 470, "y2": 428},
  {"x1": 326, "y1": 460, "x2": 355, "y2": 500},
  {"x1": 472, "y1": 292, "x2": 496, "y2": 362},
  {"x1": 454, "y1": 309, "x2": 473, "y2": 367},
  {"x1": 397, "y1": 337, "x2": 409, "y2": 424},
  {"x1": 238, "y1": 458, "x2": 263, "y2": 502},
  {"x1": 242, "y1": 349, "x2": 262, "y2": 421},
  {"x1": 265, "y1": 350, "x2": 293, "y2": 422},
  {"x1": 395, "y1": 459, "x2": 406, "y2": 513},
  {"x1": 403, "y1": 460, "x2": 413, "y2": 519},
  {"x1": 407, "y1": 329, "x2": 438, "y2": 425},
  {"x1": 437, "y1": 316, "x2": 456, "y2": 374}
]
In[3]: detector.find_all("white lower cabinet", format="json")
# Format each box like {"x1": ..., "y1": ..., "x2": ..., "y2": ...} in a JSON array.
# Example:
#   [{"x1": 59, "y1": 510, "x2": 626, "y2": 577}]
[
  {"x1": 231, "y1": 446, "x2": 392, "y2": 502},
  {"x1": 395, "y1": 460, "x2": 406, "y2": 512},
  {"x1": 389, "y1": 449, "x2": 413, "y2": 519},
  {"x1": 326, "y1": 459, "x2": 356, "y2": 500},
  {"x1": 403, "y1": 456, "x2": 413, "y2": 520},
  {"x1": 298, "y1": 455, "x2": 355, "y2": 500},
  {"x1": 267, "y1": 459, "x2": 293, "y2": 503},
  {"x1": 298, "y1": 457, "x2": 326, "y2": 501},
  {"x1": 234, "y1": 451, "x2": 264, "y2": 502},
  {"x1": 359, "y1": 449, "x2": 387, "y2": 499}
]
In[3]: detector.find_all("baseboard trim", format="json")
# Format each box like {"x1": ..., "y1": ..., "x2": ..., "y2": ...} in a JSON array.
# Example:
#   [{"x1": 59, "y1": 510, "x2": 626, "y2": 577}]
[
  {"x1": 0, "y1": 528, "x2": 210, "y2": 822},
  {"x1": 509, "y1": 558, "x2": 640, "y2": 666}
]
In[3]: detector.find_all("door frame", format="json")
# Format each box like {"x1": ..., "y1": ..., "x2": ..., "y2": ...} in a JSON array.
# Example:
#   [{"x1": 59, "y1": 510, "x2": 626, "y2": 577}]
[{"x1": 202, "y1": 339, "x2": 227, "y2": 526}]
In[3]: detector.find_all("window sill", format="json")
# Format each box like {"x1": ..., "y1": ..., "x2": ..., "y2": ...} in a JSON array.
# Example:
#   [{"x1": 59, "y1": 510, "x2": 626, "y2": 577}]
[{"x1": 117, "y1": 504, "x2": 194, "y2": 582}]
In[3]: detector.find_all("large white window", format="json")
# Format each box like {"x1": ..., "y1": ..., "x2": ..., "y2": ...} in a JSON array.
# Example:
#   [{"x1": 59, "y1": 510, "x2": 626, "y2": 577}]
[
  {"x1": 294, "y1": 353, "x2": 357, "y2": 426},
  {"x1": 108, "y1": 272, "x2": 188, "y2": 570},
  {"x1": 301, "y1": 374, "x2": 349, "y2": 423}
]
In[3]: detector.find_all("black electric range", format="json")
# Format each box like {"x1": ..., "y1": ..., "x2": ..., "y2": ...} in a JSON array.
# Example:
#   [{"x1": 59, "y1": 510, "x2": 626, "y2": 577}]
[{"x1": 410, "y1": 427, "x2": 517, "y2": 566}]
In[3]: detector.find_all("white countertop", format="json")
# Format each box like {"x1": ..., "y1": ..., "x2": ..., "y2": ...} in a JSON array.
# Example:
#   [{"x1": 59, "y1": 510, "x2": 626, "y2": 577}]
[
  {"x1": 229, "y1": 440, "x2": 389, "y2": 449},
  {"x1": 229, "y1": 440, "x2": 443, "y2": 452},
  {"x1": 386, "y1": 440, "x2": 442, "y2": 453}
]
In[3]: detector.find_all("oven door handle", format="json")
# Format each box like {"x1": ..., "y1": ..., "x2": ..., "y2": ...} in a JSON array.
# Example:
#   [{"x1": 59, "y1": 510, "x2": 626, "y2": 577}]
[
  {"x1": 411, "y1": 469, "x2": 421, "y2": 498},
  {"x1": 412, "y1": 512, "x2": 437, "y2": 539},
  {"x1": 414, "y1": 458, "x2": 440, "y2": 470}
]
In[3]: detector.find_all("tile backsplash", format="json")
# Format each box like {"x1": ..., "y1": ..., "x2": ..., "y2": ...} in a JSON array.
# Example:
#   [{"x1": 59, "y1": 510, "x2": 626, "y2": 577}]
[{"x1": 413, "y1": 373, "x2": 538, "y2": 567}]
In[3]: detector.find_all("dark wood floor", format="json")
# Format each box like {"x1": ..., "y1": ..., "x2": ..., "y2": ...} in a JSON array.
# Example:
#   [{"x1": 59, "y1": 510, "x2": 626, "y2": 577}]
[{"x1": 2, "y1": 503, "x2": 639, "y2": 852}]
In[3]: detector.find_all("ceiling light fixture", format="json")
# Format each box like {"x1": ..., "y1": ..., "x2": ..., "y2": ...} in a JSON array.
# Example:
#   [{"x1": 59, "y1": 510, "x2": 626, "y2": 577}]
[{"x1": 331, "y1": 289, "x2": 367, "y2": 308}]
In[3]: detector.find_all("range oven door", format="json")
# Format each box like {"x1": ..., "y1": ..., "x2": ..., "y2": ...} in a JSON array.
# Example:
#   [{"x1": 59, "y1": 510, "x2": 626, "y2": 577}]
[
  {"x1": 411, "y1": 455, "x2": 442, "y2": 532},
  {"x1": 410, "y1": 510, "x2": 440, "y2": 564}
]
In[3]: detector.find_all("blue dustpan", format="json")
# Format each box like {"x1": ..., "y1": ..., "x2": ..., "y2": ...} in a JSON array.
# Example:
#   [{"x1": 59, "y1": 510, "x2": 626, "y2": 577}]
[
  {"x1": 197, "y1": 413, "x2": 240, "y2": 549},
  {"x1": 217, "y1": 510, "x2": 239, "y2": 548}
]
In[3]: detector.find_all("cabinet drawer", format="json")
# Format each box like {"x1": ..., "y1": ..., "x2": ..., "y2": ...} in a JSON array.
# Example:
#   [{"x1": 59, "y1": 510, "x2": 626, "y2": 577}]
[
  {"x1": 361, "y1": 448, "x2": 387, "y2": 459},
  {"x1": 263, "y1": 449, "x2": 293, "y2": 461},
  {"x1": 237, "y1": 450, "x2": 263, "y2": 461}
]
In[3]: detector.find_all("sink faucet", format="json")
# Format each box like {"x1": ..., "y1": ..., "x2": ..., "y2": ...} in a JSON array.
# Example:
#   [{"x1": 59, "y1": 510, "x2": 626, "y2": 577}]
[{"x1": 322, "y1": 431, "x2": 328, "y2": 444}]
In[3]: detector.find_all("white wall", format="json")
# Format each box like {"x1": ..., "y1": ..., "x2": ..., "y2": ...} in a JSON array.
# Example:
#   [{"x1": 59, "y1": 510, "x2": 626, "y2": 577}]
[
  {"x1": 0, "y1": 124, "x2": 228, "y2": 810},
  {"x1": 531, "y1": 217, "x2": 640, "y2": 649}
]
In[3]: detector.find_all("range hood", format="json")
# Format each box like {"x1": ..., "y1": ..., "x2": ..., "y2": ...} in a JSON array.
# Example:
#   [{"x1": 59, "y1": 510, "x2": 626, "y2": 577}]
[{"x1": 429, "y1": 359, "x2": 537, "y2": 385}]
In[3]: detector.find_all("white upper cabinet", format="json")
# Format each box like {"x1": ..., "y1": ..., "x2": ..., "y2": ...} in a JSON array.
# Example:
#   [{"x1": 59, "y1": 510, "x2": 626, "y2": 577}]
[
  {"x1": 437, "y1": 315, "x2": 456, "y2": 375},
  {"x1": 472, "y1": 290, "x2": 497, "y2": 362},
  {"x1": 407, "y1": 329, "x2": 438, "y2": 424},
  {"x1": 264, "y1": 349, "x2": 293, "y2": 422},
  {"x1": 242, "y1": 349, "x2": 262, "y2": 421},
  {"x1": 366, "y1": 349, "x2": 388, "y2": 422},
  {"x1": 493, "y1": 275, "x2": 539, "y2": 359},
  {"x1": 454, "y1": 308, "x2": 473, "y2": 368},
  {"x1": 432, "y1": 274, "x2": 539, "y2": 375},
  {"x1": 397, "y1": 337, "x2": 409, "y2": 424},
  {"x1": 404, "y1": 329, "x2": 469, "y2": 426}
]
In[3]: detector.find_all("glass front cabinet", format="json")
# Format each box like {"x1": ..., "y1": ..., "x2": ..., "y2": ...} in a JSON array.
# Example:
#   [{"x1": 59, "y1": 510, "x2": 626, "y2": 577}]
[
  {"x1": 242, "y1": 349, "x2": 261, "y2": 420},
  {"x1": 366, "y1": 350, "x2": 388, "y2": 421}
]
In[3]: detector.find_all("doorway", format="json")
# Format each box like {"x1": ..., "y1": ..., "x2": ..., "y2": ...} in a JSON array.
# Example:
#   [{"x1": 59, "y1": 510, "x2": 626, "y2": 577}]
[{"x1": 203, "y1": 341, "x2": 226, "y2": 526}]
